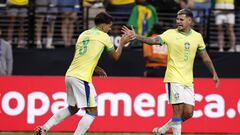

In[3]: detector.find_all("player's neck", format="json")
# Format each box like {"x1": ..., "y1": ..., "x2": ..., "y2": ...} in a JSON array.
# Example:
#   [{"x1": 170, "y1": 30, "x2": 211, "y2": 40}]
[
  {"x1": 96, "y1": 25, "x2": 104, "y2": 32},
  {"x1": 179, "y1": 28, "x2": 191, "y2": 35}
]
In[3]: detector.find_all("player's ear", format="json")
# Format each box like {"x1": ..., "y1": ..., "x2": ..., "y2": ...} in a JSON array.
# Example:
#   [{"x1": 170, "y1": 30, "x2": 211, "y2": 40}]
[
  {"x1": 188, "y1": 17, "x2": 193, "y2": 25},
  {"x1": 190, "y1": 18, "x2": 194, "y2": 26}
]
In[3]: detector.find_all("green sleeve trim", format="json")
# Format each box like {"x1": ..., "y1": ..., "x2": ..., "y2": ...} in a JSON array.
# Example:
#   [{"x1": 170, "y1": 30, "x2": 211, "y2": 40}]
[
  {"x1": 105, "y1": 46, "x2": 114, "y2": 52},
  {"x1": 197, "y1": 48, "x2": 206, "y2": 54},
  {"x1": 155, "y1": 36, "x2": 165, "y2": 45}
]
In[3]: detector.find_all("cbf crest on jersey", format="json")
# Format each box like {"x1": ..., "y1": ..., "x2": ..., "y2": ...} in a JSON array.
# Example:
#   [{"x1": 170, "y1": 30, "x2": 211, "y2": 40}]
[
  {"x1": 184, "y1": 42, "x2": 190, "y2": 61},
  {"x1": 184, "y1": 42, "x2": 190, "y2": 49}
]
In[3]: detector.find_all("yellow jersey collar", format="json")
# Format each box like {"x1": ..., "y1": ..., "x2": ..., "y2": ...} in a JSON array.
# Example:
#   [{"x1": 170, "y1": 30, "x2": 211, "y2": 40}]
[{"x1": 178, "y1": 29, "x2": 192, "y2": 36}]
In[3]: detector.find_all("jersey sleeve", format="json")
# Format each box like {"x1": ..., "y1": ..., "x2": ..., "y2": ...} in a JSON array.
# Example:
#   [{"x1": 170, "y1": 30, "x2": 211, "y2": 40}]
[
  {"x1": 197, "y1": 34, "x2": 206, "y2": 53},
  {"x1": 104, "y1": 35, "x2": 114, "y2": 52},
  {"x1": 155, "y1": 30, "x2": 169, "y2": 45},
  {"x1": 155, "y1": 35, "x2": 164, "y2": 45}
]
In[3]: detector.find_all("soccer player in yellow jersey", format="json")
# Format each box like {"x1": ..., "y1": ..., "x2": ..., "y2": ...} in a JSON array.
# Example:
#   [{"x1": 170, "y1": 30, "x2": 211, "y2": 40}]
[
  {"x1": 122, "y1": 9, "x2": 220, "y2": 135},
  {"x1": 35, "y1": 12, "x2": 132, "y2": 135}
]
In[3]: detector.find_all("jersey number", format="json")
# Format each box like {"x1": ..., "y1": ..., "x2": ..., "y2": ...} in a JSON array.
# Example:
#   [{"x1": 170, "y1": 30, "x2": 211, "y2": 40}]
[{"x1": 79, "y1": 37, "x2": 89, "y2": 56}]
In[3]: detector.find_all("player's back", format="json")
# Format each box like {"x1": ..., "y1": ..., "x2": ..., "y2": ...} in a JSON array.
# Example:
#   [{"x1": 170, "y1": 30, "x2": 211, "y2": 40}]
[{"x1": 66, "y1": 27, "x2": 114, "y2": 82}]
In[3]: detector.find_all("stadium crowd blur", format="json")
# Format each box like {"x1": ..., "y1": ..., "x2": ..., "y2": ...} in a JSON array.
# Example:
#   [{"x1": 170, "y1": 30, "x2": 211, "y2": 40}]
[
  {"x1": 0, "y1": 0, "x2": 239, "y2": 51},
  {"x1": 1, "y1": 0, "x2": 240, "y2": 76}
]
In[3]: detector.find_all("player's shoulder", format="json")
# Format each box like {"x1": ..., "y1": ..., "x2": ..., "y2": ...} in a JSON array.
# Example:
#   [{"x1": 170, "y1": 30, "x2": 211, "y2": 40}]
[
  {"x1": 81, "y1": 28, "x2": 96, "y2": 35},
  {"x1": 162, "y1": 29, "x2": 179, "y2": 35},
  {"x1": 191, "y1": 29, "x2": 202, "y2": 37},
  {"x1": 81, "y1": 28, "x2": 110, "y2": 39},
  {"x1": 165, "y1": 29, "x2": 177, "y2": 33}
]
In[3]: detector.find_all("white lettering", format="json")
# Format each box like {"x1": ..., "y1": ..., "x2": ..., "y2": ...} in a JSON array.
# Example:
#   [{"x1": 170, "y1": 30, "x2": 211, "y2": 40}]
[
  {"x1": 193, "y1": 94, "x2": 203, "y2": 118},
  {"x1": 98, "y1": 92, "x2": 132, "y2": 116},
  {"x1": 27, "y1": 92, "x2": 50, "y2": 124},
  {"x1": 111, "y1": 36, "x2": 130, "y2": 47},
  {"x1": 114, "y1": 36, "x2": 121, "y2": 47},
  {"x1": 51, "y1": 92, "x2": 85, "y2": 116},
  {"x1": 0, "y1": 90, "x2": 238, "y2": 125},
  {"x1": 157, "y1": 93, "x2": 167, "y2": 117},
  {"x1": 51, "y1": 92, "x2": 67, "y2": 114},
  {"x1": 2, "y1": 91, "x2": 25, "y2": 116},
  {"x1": 204, "y1": 94, "x2": 225, "y2": 118},
  {"x1": 134, "y1": 93, "x2": 155, "y2": 117}
]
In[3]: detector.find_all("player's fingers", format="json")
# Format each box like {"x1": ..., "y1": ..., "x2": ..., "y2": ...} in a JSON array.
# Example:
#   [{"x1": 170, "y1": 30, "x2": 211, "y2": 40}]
[
  {"x1": 122, "y1": 32, "x2": 133, "y2": 39},
  {"x1": 121, "y1": 26, "x2": 130, "y2": 32},
  {"x1": 131, "y1": 25, "x2": 135, "y2": 31},
  {"x1": 217, "y1": 80, "x2": 220, "y2": 89},
  {"x1": 215, "y1": 79, "x2": 220, "y2": 89},
  {"x1": 100, "y1": 72, "x2": 107, "y2": 77},
  {"x1": 122, "y1": 25, "x2": 129, "y2": 30},
  {"x1": 121, "y1": 33, "x2": 127, "y2": 38},
  {"x1": 129, "y1": 35, "x2": 136, "y2": 40},
  {"x1": 121, "y1": 29, "x2": 128, "y2": 34},
  {"x1": 101, "y1": 74, "x2": 107, "y2": 77}
]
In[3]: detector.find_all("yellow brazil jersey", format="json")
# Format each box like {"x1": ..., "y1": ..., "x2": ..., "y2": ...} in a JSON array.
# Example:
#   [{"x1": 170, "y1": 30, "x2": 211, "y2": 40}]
[
  {"x1": 157, "y1": 29, "x2": 206, "y2": 86},
  {"x1": 194, "y1": 0, "x2": 207, "y2": 2},
  {"x1": 66, "y1": 27, "x2": 114, "y2": 82},
  {"x1": 110, "y1": 0, "x2": 135, "y2": 5},
  {"x1": 215, "y1": 0, "x2": 234, "y2": 4},
  {"x1": 215, "y1": 0, "x2": 234, "y2": 9},
  {"x1": 8, "y1": 0, "x2": 28, "y2": 6}
]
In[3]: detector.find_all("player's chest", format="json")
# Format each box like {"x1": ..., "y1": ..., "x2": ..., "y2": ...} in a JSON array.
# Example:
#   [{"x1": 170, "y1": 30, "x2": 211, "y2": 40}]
[{"x1": 168, "y1": 35, "x2": 198, "y2": 51}]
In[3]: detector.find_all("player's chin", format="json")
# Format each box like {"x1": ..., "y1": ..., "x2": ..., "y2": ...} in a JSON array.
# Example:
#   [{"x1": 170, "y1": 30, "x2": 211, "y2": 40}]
[{"x1": 177, "y1": 26, "x2": 183, "y2": 31}]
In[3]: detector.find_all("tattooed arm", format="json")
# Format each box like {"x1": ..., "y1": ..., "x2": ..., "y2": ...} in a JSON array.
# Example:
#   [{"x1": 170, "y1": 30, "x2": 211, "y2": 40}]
[
  {"x1": 199, "y1": 50, "x2": 220, "y2": 89},
  {"x1": 135, "y1": 35, "x2": 162, "y2": 45},
  {"x1": 121, "y1": 26, "x2": 162, "y2": 45}
]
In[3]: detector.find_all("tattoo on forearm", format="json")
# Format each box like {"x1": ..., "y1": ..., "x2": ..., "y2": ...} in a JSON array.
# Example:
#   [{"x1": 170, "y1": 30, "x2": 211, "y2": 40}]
[
  {"x1": 204, "y1": 60, "x2": 215, "y2": 75},
  {"x1": 136, "y1": 35, "x2": 159, "y2": 45}
]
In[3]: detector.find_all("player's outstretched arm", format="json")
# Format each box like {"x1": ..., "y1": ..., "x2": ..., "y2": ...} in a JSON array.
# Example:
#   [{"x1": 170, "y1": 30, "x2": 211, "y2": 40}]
[
  {"x1": 199, "y1": 50, "x2": 220, "y2": 89},
  {"x1": 108, "y1": 33, "x2": 131, "y2": 61},
  {"x1": 121, "y1": 25, "x2": 161, "y2": 45}
]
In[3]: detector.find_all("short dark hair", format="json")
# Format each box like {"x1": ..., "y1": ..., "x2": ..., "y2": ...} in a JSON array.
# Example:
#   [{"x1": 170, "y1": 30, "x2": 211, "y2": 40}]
[
  {"x1": 177, "y1": 8, "x2": 193, "y2": 18},
  {"x1": 94, "y1": 12, "x2": 113, "y2": 25}
]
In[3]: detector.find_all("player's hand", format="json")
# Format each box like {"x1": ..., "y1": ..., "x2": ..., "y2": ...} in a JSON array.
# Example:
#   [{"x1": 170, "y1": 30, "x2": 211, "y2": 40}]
[
  {"x1": 213, "y1": 74, "x2": 220, "y2": 89},
  {"x1": 120, "y1": 33, "x2": 132, "y2": 46},
  {"x1": 95, "y1": 66, "x2": 107, "y2": 77},
  {"x1": 121, "y1": 25, "x2": 136, "y2": 40}
]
